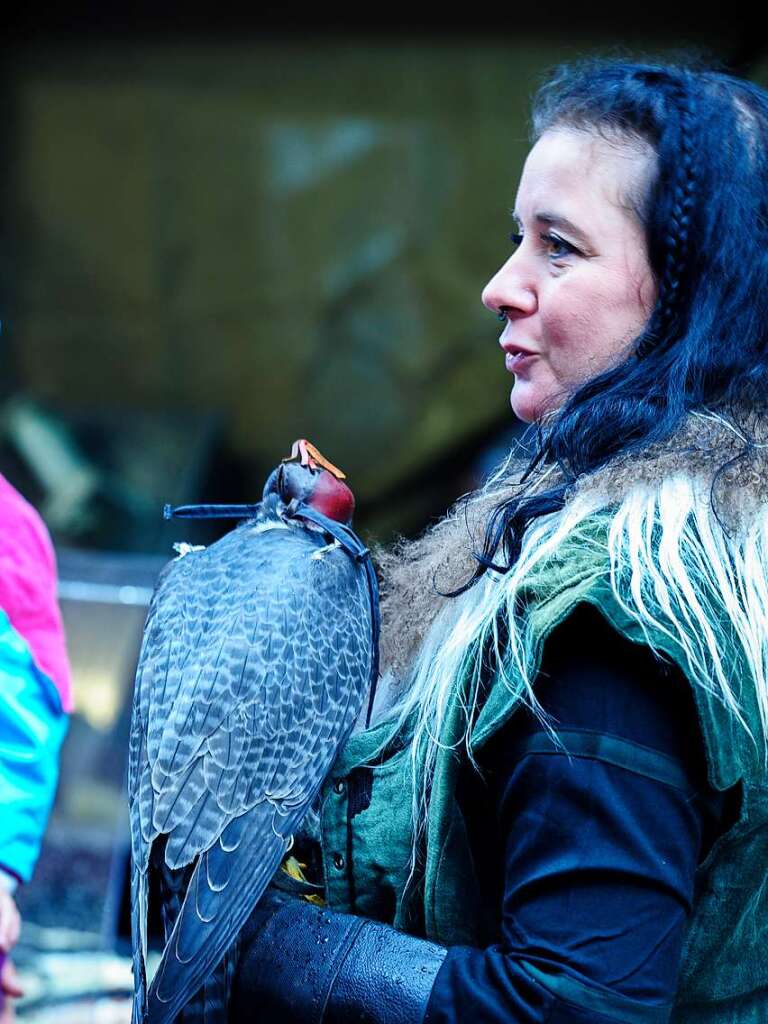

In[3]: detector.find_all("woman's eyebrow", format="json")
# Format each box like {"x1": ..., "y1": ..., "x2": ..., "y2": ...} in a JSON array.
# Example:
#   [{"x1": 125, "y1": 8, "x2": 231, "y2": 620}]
[{"x1": 512, "y1": 209, "x2": 592, "y2": 247}]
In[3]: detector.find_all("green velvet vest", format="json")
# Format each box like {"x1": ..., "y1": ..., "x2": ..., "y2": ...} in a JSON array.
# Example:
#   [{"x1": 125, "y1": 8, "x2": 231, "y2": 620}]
[{"x1": 318, "y1": 512, "x2": 768, "y2": 1023}]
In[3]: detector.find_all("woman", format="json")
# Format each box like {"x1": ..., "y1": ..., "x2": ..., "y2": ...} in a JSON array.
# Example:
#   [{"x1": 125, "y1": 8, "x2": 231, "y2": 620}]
[{"x1": 232, "y1": 59, "x2": 768, "y2": 1022}]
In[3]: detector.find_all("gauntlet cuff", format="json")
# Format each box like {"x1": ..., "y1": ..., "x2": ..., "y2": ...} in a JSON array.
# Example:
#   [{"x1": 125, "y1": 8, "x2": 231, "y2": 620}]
[{"x1": 232, "y1": 893, "x2": 446, "y2": 1024}]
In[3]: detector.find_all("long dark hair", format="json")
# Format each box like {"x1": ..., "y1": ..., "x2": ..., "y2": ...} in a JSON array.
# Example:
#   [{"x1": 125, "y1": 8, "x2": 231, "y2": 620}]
[{"x1": 469, "y1": 58, "x2": 768, "y2": 585}]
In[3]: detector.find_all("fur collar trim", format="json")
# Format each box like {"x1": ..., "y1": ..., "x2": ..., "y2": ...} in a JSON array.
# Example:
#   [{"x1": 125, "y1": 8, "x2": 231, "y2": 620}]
[{"x1": 375, "y1": 404, "x2": 768, "y2": 687}]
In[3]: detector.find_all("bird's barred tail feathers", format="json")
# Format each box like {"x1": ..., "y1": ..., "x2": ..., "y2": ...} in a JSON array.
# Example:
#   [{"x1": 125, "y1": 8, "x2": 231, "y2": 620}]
[
  {"x1": 130, "y1": 861, "x2": 150, "y2": 1024},
  {"x1": 145, "y1": 803, "x2": 293, "y2": 1024}
]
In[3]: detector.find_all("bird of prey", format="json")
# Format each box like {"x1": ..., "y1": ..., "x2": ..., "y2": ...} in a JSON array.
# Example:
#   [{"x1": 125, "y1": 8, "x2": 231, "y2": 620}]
[{"x1": 128, "y1": 439, "x2": 380, "y2": 1024}]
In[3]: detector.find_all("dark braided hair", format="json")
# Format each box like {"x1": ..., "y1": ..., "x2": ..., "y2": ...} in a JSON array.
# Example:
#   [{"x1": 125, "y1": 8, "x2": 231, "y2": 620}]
[
  {"x1": 461, "y1": 58, "x2": 768, "y2": 588},
  {"x1": 636, "y1": 70, "x2": 697, "y2": 355}
]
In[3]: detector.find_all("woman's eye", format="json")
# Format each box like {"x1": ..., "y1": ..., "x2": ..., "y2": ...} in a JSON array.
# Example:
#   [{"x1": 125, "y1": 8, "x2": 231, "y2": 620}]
[
  {"x1": 508, "y1": 230, "x2": 579, "y2": 260},
  {"x1": 540, "y1": 232, "x2": 578, "y2": 259}
]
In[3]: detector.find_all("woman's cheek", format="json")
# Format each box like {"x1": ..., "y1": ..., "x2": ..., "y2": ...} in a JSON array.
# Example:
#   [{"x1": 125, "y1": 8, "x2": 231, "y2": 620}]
[{"x1": 541, "y1": 308, "x2": 594, "y2": 374}]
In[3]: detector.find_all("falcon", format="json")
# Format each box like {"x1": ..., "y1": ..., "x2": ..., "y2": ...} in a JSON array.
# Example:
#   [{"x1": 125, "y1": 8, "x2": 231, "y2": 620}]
[{"x1": 128, "y1": 440, "x2": 379, "y2": 1023}]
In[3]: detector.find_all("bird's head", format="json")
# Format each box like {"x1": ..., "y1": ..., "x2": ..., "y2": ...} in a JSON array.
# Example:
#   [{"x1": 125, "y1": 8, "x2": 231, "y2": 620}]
[{"x1": 262, "y1": 439, "x2": 356, "y2": 526}]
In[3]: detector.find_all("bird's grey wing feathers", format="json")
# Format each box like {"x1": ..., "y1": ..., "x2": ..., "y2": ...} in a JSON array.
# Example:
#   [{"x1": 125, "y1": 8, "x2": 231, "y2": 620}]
[{"x1": 128, "y1": 521, "x2": 374, "y2": 1023}]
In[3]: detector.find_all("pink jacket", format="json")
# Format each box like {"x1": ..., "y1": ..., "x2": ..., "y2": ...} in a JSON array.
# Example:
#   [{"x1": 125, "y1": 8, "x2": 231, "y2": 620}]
[{"x1": 0, "y1": 474, "x2": 72, "y2": 712}]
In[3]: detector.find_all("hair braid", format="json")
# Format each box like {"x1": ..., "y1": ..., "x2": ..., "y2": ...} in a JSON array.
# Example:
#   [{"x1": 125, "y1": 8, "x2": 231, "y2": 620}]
[{"x1": 636, "y1": 73, "x2": 698, "y2": 358}]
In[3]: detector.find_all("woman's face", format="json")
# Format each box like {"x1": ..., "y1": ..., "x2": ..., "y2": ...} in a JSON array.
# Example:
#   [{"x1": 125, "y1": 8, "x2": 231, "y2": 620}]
[{"x1": 482, "y1": 128, "x2": 657, "y2": 423}]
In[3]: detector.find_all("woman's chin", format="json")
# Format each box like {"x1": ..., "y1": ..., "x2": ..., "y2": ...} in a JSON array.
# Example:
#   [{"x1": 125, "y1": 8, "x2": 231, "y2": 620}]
[
  {"x1": 511, "y1": 380, "x2": 563, "y2": 425},
  {"x1": 510, "y1": 383, "x2": 540, "y2": 424}
]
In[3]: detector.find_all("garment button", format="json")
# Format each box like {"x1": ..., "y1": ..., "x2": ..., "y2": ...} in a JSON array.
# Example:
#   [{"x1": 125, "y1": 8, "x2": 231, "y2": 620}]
[
  {"x1": 333, "y1": 780, "x2": 346, "y2": 795},
  {"x1": 333, "y1": 853, "x2": 345, "y2": 870}
]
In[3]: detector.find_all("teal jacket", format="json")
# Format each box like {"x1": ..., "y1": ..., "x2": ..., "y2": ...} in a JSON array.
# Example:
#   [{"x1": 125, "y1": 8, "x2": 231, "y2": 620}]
[{"x1": 0, "y1": 610, "x2": 68, "y2": 884}]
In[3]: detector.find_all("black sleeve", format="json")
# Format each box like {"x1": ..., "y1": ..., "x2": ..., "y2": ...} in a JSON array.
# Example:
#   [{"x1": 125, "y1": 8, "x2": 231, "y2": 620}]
[{"x1": 426, "y1": 602, "x2": 728, "y2": 1024}]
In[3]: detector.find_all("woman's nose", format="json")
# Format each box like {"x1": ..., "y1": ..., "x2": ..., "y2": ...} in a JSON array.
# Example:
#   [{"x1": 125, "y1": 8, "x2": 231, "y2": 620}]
[{"x1": 481, "y1": 254, "x2": 537, "y2": 318}]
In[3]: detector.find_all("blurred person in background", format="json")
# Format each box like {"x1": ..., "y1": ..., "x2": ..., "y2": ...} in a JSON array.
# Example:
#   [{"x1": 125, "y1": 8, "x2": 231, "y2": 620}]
[{"x1": 0, "y1": 473, "x2": 72, "y2": 1018}]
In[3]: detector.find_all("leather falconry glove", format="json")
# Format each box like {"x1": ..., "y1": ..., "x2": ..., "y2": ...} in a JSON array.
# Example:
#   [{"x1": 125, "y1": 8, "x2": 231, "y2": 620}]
[{"x1": 230, "y1": 887, "x2": 447, "y2": 1024}]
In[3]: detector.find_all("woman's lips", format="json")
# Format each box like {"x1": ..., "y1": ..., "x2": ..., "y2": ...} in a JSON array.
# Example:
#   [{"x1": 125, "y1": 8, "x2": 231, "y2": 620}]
[{"x1": 505, "y1": 350, "x2": 537, "y2": 373}]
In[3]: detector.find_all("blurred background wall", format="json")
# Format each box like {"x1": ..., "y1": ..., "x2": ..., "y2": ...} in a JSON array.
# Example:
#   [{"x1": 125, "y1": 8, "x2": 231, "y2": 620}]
[
  {"x1": 2, "y1": 13, "x2": 763, "y2": 553},
  {"x1": 0, "y1": 11, "x2": 763, "y2": 1018}
]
